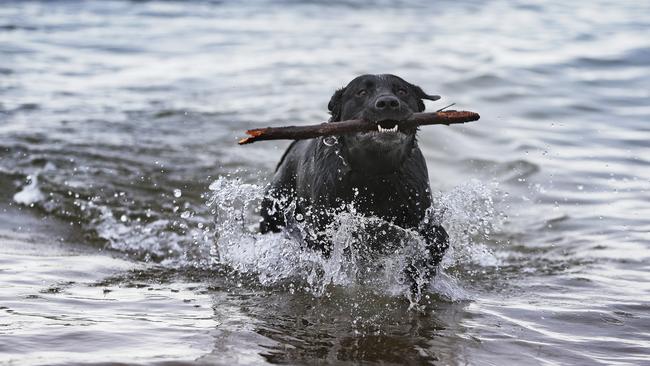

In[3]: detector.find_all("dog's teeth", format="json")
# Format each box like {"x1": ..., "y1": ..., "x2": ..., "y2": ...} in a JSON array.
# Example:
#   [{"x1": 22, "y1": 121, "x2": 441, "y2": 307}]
[{"x1": 376, "y1": 125, "x2": 398, "y2": 133}]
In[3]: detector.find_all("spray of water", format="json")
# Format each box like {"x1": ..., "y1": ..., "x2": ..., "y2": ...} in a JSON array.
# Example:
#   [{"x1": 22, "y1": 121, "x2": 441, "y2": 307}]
[
  {"x1": 206, "y1": 176, "x2": 503, "y2": 302},
  {"x1": 11, "y1": 167, "x2": 503, "y2": 303}
]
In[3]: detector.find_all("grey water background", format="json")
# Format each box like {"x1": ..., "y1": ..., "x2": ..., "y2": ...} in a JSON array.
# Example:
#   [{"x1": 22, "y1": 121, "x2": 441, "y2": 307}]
[{"x1": 1, "y1": 0, "x2": 649, "y2": 364}]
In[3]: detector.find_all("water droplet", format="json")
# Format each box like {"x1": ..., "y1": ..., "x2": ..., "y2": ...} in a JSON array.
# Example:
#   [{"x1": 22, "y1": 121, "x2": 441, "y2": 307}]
[
  {"x1": 120, "y1": 214, "x2": 128, "y2": 222},
  {"x1": 295, "y1": 213, "x2": 304, "y2": 221},
  {"x1": 173, "y1": 189, "x2": 182, "y2": 198}
]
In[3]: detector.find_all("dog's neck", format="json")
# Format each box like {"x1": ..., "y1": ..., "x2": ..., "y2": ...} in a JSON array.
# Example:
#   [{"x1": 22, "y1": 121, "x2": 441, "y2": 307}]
[{"x1": 341, "y1": 135, "x2": 416, "y2": 175}]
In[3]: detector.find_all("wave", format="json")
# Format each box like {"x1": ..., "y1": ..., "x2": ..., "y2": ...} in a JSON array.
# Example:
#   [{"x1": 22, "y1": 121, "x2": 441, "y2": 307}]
[{"x1": 6, "y1": 168, "x2": 504, "y2": 304}]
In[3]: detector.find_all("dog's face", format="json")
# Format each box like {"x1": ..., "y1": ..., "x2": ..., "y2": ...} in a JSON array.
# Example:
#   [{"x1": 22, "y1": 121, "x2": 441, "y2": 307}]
[{"x1": 327, "y1": 74, "x2": 440, "y2": 170}]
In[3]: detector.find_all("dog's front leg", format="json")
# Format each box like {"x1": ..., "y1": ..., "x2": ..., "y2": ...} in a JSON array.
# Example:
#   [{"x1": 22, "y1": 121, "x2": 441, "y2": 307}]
[
  {"x1": 420, "y1": 222, "x2": 450, "y2": 272},
  {"x1": 405, "y1": 221, "x2": 449, "y2": 295}
]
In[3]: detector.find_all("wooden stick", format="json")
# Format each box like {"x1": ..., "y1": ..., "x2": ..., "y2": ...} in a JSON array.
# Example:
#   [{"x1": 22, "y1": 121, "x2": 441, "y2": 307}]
[{"x1": 238, "y1": 110, "x2": 479, "y2": 145}]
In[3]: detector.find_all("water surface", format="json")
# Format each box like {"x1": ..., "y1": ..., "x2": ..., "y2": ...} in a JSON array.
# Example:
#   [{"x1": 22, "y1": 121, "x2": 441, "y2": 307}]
[{"x1": 1, "y1": 1, "x2": 650, "y2": 365}]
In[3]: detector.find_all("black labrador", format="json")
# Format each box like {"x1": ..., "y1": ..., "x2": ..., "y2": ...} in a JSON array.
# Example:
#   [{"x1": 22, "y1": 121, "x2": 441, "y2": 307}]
[{"x1": 260, "y1": 74, "x2": 449, "y2": 288}]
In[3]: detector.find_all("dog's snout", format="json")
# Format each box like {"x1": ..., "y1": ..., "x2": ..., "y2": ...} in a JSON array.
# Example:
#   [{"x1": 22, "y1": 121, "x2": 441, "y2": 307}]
[{"x1": 374, "y1": 95, "x2": 400, "y2": 111}]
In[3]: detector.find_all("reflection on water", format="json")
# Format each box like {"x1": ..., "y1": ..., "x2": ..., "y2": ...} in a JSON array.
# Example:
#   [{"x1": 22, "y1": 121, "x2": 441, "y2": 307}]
[{"x1": 1, "y1": 0, "x2": 650, "y2": 364}]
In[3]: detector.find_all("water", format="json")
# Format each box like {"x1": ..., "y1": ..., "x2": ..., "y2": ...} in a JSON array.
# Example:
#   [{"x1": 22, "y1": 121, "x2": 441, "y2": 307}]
[{"x1": 1, "y1": 0, "x2": 649, "y2": 364}]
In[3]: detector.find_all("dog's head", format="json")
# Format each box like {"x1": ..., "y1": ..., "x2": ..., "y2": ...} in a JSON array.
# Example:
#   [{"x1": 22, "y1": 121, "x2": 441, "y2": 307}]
[{"x1": 328, "y1": 74, "x2": 440, "y2": 171}]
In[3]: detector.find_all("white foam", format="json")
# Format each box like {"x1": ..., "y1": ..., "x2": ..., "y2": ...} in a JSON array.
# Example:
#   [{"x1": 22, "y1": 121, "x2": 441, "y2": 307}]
[{"x1": 13, "y1": 175, "x2": 45, "y2": 206}]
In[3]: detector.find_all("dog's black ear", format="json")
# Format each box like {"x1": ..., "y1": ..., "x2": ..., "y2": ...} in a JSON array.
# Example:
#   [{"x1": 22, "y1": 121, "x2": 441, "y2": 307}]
[
  {"x1": 410, "y1": 84, "x2": 440, "y2": 112},
  {"x1": 327, "y1": 87, "x2": 346, "y2": 122}
]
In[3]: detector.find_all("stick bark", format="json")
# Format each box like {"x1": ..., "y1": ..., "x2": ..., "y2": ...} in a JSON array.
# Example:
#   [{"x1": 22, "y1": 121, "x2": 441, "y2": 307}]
[{"x1": 238, "y1": 110, "x2": 479, "y2": 145}]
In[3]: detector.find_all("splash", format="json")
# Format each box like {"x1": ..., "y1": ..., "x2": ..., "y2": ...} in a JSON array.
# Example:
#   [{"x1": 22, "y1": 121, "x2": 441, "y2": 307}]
[
  {"x1": 10, "y1": 165, "x2": 502, "y2": 303},
  {"x1": 87, "y1": 200, "x2": 215, "y2": 266},
  {"x1": 207, "y1": 176, "x2": 503, "y2": 302},
  {"x1": 13, "y1": 174, "x2": 45, "y2": 206},
  {"x1": 433, "y1": 180, "x2": 503, "y2": 268}
]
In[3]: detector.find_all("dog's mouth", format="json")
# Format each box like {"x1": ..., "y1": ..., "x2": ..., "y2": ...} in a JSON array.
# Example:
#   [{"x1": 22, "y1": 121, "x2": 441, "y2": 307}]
[{"x1": 375, "y1": 119, "x2": 400, "y2": 133}]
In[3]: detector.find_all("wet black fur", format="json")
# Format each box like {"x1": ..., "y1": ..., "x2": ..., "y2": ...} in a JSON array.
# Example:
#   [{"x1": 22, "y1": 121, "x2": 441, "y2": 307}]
[{"x1": 260, "y1": 74, "x2": 449, "y2": 286}]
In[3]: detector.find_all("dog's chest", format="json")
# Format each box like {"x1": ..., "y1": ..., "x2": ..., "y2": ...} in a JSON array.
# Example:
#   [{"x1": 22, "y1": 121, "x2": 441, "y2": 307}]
[{"x1": 344, "y1": 171, "x2": 428, "y2": 226}]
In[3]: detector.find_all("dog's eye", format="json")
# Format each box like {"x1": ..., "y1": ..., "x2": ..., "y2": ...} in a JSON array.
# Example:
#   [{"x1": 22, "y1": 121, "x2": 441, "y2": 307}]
[
  {"x1": 356, "y1": 89, "x2": 367, "y2": 97},
  {"x1": 397, "y1": 88, "x2": 408, "y2": 96}
]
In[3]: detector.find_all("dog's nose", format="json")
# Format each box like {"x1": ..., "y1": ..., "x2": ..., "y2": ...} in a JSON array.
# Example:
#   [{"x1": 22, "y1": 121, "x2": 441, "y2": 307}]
[{"x1": 374, "y1": 95, "x2": 400, "y2": 110}]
